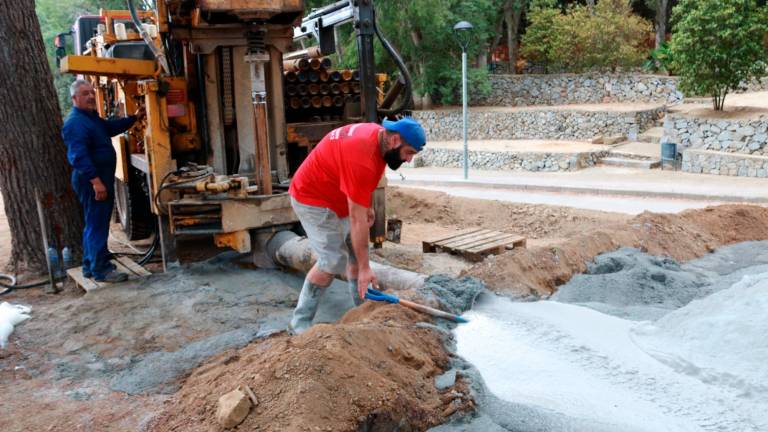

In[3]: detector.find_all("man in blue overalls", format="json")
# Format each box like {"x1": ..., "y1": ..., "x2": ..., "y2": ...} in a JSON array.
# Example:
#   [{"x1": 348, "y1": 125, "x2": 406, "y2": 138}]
[{"x1": 62, "y1": 79, "x2": 144, "y2": 282}]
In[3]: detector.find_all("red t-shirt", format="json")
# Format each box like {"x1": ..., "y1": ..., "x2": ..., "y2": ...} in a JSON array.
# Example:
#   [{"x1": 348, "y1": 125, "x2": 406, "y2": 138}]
[{"x1": 289, "y1": 122, "x2": 385, "y2": 218}]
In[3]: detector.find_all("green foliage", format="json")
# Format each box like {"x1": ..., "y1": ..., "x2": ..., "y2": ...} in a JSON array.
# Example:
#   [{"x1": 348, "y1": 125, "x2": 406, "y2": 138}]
[
  {"x1": 669, "y1": 0, "x2": 768, "y2": 110},
  {"x1": 36, "y1": 0, "x2": 125, "y2": 115},
  {"x1": 522, "y1": 0, "x2": 652, "y2": 73},
  {"x1": 643, "y1": 42, "x2": 675, "y2": 74},
  {"x1": 372, "y1": 0, "x2": 495, "y2": 105}
]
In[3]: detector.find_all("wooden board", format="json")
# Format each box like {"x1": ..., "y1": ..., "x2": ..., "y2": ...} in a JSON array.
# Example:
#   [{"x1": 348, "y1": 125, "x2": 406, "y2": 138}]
[
  {"x1": 67, "y1": 256, "x2": 151, "y2": 293},
  {"x1": 423, "y1": 229, "x2": 526, "y2": 262}
]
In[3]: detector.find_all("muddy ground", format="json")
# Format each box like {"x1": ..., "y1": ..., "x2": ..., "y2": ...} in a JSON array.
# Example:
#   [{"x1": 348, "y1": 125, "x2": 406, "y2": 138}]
[{"x1": 1, "y1": 187, "x2": 767, "y2": 431}]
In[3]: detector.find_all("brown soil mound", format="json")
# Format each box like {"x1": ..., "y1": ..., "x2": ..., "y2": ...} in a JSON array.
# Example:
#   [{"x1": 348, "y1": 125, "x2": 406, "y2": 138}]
[
  {"x1": 467, "y1": 205, "x2": 768, "y2": 296},
  {"x1": 387, "y1": 187, "x2": 627, "y2": 241},
  {"x1": 148, "y1": 303, "x2": 472, "y2": 432}
]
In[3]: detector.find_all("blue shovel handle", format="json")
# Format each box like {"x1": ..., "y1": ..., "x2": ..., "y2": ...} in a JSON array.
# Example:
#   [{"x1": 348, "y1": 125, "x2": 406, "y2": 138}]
[{"x1": 365, "y1": 287, "x2": 400, "y2": 304}]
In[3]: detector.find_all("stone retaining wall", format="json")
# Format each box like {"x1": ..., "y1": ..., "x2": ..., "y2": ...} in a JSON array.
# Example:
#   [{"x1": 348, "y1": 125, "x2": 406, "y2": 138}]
[
  {"x1": 682, "y1": 149, "x2": 768, "y2": 178},
  {"x1": 477, "y1": 74, "x2": 768, "y2": 107},
  {"x1": 663, "y1": 115, "x2": 768, "y2": 156},
  {"x1": 410, "y1": 148, "x2": 608, "y2": 172},
  {"x1": 477, "y1": 74, "x2": 682, "y2": 106},
  {"x1": 413, "y1": 107, "x2": 664, "y2": 141}
]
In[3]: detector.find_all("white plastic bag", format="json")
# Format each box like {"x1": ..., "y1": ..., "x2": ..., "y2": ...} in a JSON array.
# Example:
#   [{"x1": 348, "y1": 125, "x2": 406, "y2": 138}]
[{"x1": 0, "y1": 302, "x2": 32, "y2": 348}]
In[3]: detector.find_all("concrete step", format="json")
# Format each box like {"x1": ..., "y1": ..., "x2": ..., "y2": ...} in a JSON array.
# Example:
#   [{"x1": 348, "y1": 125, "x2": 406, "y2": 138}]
[
  {"x1": 601, "y1": 157, "x2": 661, "y2": 169},
  {"x1": 638, "y1": 126, "x2": 665, "y2": 144}
]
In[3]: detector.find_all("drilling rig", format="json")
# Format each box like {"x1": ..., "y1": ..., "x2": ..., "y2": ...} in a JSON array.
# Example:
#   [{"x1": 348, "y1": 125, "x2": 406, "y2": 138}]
[{"x1": 56, "y1": 0, "x2": 412, "y2": 269}]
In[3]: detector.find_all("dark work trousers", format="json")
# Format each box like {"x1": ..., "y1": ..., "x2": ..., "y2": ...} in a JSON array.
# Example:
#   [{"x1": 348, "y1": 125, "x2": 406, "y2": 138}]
[{"x1": 72, "y1": 173, "x2": 114, "y2": 279}]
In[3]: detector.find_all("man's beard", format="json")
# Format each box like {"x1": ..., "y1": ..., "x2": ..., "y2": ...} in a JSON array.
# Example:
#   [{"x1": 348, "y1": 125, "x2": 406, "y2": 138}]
[{"x1": 384, "y1": 146, "x2": 404, "y2": 170}]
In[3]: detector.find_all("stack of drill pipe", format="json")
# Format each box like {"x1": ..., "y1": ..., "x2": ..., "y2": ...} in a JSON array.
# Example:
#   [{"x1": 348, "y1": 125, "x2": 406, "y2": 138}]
[{"x1": 283, "y1": 53, "x2": 365, "y2": 122}]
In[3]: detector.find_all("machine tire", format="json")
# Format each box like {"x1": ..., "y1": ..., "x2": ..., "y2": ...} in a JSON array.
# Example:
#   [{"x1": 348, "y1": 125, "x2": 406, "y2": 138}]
[{"x1": 115, "y1": 169, "x2": 153, "y2": 241}]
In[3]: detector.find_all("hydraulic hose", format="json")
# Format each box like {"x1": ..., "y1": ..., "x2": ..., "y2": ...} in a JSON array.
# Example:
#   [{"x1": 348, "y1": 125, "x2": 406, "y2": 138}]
[
  {"x1": 126, "y1": 0, "x2": 170, "y2": 75},
  {"x1": 373, "y1": 18, "x2": 413, "y2": 117}
]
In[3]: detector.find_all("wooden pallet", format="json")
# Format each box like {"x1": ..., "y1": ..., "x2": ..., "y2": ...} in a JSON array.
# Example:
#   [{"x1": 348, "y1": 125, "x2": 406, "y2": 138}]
[
  {"x1": 423, "y1": 228, "x2": 526, "y2": 262},
  {"x1": 67, "y1": 255, "x2": 151, "y2": 292}
]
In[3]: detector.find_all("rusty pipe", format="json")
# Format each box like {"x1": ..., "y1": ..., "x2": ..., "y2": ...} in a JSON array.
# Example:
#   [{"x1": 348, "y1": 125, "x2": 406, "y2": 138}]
[
  {"x1": 283, "y1": 58, "x2": 310, "y2": 72},
  {"x1": 283, "y1": 46, "x2": 323, "y2": 60},
  {"x1": 339, "y1": 82, "x2": 351, "y2": 94},
  {"x1": 308, "y1": 83, "x2": 320, "y2": 95},
  {"x1": 320, "y1": 57, "x2": 332, "y2": 70},
  {"x1": 341, "y1": 69, "x2": 353, "y2": 81},
  {"x1": 320, "y1": 83, "x2": 331, "y2": 95},
  {"x1": 289, "y1": 97, "x2": 302, "y2": 109},
  {"x1": 284, "y1": 71, "x2": 298, "y2": 82},
  {"x1": 319, "y1": 70, "x2": 329, "y2": 82},
  {"x1": 309, "y1": 58, "x2": 321, "y2": 70}
]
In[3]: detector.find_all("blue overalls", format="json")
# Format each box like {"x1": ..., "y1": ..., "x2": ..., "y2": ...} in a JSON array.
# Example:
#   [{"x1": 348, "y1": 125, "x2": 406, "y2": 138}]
[{"x1": 62, "y1": 107, "x2": 136, "y2": 279}]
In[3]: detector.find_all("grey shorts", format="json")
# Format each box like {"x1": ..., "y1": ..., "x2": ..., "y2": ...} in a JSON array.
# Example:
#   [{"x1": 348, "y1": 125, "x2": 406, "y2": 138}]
[{"x1": 291, "y1": 197, "x2": 357, "y2": 275}]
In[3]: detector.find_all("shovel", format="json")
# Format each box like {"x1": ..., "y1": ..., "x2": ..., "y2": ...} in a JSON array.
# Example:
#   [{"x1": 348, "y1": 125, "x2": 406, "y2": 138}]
[{"x1": 365, "y1": 287, "x2": 468, "y2": 323}]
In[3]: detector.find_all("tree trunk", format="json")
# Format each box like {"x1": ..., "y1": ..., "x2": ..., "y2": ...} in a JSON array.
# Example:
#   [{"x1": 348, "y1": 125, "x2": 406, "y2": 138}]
[
  {"x1": 0, "y1": 0, "x2": 84, "y2": 274},
  {"x1": 489, "y1": 0, "x2": 512, "y2": 70},
  {"x1": 505, "y1": 1, "x2": 524, "y2": 74},
  {"x1": 654, "y1": 0, "x2": 670, "y2": 49}
]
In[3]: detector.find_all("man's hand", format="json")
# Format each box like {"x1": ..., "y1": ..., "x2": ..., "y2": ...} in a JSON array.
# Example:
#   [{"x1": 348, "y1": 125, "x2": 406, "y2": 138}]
[
  {"x1": 357, "y1": 266, "x2": 378, "y2": 300},
  {"x1": 134, "y1": 106, "x2": 146, "y2": 121},
  {"x1": 91, "y1": 177, "x2": 108, "y2": 201},
  {"x1": 366, "y1": 207, "x2": 375, "y2": 227}
]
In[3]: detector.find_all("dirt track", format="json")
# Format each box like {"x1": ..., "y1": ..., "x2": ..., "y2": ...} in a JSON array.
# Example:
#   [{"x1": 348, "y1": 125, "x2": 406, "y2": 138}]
[{"x1": 2, "y1": 188, "x2": 768, "y2": 431}]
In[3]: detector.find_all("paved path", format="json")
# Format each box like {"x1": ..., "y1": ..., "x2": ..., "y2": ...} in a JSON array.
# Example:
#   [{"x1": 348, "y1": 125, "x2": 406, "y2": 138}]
[{"x1": 388, "y1": 166, "x2": 767, "y2": 214}]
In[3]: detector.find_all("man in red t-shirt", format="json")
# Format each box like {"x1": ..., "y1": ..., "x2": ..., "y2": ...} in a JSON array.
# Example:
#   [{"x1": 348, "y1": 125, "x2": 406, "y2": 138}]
[{"x1": 288, "y1": 117, "x2": 426, "y2": 334}]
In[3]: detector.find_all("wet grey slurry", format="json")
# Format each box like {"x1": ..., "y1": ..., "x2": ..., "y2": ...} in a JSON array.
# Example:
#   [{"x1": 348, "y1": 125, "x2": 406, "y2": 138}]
[{"x1": 430, "y1": 241, "x2": 768, "y2": 431}]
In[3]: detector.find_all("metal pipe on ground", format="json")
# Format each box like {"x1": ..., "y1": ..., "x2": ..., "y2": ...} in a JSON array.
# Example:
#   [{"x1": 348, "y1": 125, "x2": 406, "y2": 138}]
[{"x1": 266, "y1": 231, "x2": 426, "y2": 292}]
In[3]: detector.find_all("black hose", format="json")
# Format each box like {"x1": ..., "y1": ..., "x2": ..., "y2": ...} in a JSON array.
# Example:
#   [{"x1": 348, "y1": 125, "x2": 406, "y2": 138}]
[
  {"x1": 0, "y1": 274, "x2": 66, "y2": 296},
  {"x1": 374, "y1": 18, "x2": 413, "y2": 117},
  {"x1": 137, "y1": 232, "x2": 160, "y2": 266}
]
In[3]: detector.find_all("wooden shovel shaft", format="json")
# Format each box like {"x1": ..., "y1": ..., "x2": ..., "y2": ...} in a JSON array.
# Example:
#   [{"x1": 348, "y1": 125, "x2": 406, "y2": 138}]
[{"x1": 398, "y1": 298, "x2": 466, "y2": 323}]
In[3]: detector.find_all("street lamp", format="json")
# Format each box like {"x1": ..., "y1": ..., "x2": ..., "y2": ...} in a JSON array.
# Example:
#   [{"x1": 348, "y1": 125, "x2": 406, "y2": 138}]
[{"x1": 453, "y1": 20, "x2": 473, "y2": 180}]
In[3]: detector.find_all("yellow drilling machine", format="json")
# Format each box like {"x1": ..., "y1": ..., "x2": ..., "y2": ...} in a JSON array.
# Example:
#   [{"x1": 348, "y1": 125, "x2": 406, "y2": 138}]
[{"x1": 56, "y1": 0, "x2": 413, "y2": 269}]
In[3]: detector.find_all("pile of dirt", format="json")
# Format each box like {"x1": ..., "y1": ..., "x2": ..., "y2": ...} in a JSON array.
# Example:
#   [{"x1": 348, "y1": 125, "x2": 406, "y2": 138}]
[
  {"x1": 466, "y1": 205, "x2": 768, "y2": 296},
  {"x1": 386, "y1": 187, "x2": 628, "y2": 242},
  {"x1": 148, "y1": 303, "x2": 473, "y2": 432}
]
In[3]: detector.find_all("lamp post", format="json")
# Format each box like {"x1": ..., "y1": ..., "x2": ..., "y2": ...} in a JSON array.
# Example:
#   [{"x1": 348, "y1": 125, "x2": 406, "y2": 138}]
[{"x1": 453, "y1": 20, "x2": 473, "y2": 180}]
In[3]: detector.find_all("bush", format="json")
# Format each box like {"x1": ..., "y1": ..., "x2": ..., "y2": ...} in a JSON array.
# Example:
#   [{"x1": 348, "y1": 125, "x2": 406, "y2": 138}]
[
  {"x1": 669, "y1": 0, "x2": 768, "y2": 110},
  {"x1": 522, "y1": 0, "x2": 652, "y2": 73}
]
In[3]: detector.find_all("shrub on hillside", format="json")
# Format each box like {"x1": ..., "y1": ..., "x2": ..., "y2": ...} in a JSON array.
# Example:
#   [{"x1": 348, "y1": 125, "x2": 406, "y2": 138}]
[
  {"x1": 522, "y1": 0, "x2": 652, "y2": 73},
  {"x1": 669, "y1": 0, "x2": 768, "y2": 110}
]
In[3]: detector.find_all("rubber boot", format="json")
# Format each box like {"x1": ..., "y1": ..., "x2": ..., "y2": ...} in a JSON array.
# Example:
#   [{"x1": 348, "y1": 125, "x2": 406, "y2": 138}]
[
  {"x1": 348, "y1": 279, "x2": 364, "y2": 306},
  {"x1": 289, "y1": 279, "x2": 327, "y2": 335}
]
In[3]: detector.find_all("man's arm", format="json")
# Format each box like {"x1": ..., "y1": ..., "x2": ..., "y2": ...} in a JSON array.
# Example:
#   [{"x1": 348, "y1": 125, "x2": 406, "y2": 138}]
[
  {"x1": 105, "y1": 107, "x2": 144, "y2": 137},
  {"x1": 348, "y1": 198, "x2": 377, "y2": 299},
  {"x1": 104, "y1": 115, "x2": 137, "y2": 137}
]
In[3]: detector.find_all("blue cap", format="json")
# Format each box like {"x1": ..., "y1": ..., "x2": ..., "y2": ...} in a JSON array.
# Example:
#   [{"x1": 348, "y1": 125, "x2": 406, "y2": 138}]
[{"x1": 382, "y1": 117, "x2": 426, "y2": 151}]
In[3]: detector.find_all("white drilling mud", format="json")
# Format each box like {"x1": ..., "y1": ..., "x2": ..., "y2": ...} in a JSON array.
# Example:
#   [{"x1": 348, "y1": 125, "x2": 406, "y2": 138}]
[{"x1": 440, "y1": 241, "x2": 768, "y2": 431}]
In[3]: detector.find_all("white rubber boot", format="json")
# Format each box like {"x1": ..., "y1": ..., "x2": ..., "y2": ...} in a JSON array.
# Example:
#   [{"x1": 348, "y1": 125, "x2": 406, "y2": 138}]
[
  {"x1": 348, "y1": 279, "x2": 364, "y2": 306},
  {"x1": 289, "y1": 279, "x2": 327, "y2": 335}
]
